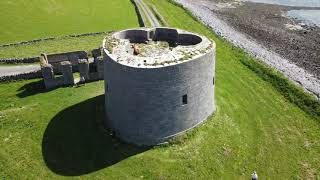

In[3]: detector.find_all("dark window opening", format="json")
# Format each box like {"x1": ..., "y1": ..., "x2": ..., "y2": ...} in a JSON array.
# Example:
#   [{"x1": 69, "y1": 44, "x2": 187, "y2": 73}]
[
  {"x1": 213, "y1": 76, "x2": 215, "y2": 85},
  {"x1": 182, "y1": 94, "x2": 188, "y2": 105}
]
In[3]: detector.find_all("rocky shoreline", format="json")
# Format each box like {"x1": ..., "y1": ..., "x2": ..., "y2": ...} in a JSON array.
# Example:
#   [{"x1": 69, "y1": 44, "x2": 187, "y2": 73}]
[{"x1": 175, "y1": 0, "x2": 320, "y2": 98}]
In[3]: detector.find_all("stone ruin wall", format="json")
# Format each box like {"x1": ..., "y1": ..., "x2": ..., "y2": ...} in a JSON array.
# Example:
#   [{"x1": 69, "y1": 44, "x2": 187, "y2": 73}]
[{"x1": 40, "y1": 48, "x2": 104, "y2": 89}]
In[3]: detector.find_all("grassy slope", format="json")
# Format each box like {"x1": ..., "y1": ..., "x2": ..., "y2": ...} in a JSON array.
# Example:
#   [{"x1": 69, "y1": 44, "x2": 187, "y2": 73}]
[
  {"x1": 0, "y1": 0, "x2": 138, "y2": 44},
  {"x1": 0, "y1": 0, "x2": 319, "y2": 179}
]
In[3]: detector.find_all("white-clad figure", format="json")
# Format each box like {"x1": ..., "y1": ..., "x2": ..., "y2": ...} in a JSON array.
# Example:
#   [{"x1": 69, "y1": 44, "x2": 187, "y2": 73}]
[{"x1": 251, "y1": 171, "x2": 258, "y2": 180}]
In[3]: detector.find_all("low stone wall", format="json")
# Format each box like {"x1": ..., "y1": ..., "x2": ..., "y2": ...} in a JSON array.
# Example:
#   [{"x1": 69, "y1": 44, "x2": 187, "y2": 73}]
[
  {"x1": 0, "y1": 31, "x2": 110, "y2": 48},
  {"x1": 0, "y1": 49, "x2": 101, "y2": 66},
  {"x1": 47, "y1": 51, "x2": 88, "y2": 65},
  {"x1": 0, "y1": 37, "x2": 56, "y2": 48},
  {"x1": 0, "y1": 57, "x2": 40, "y2": 64},
  {"x1": 0, "y1": 51, "x2": 89, "y2": 68},
  {"x1": 0, "y1": 51, "x2": 88, "y2": 67},
  {"x1": 0, "y1": 70, "x2": 42, "y2": 83}
]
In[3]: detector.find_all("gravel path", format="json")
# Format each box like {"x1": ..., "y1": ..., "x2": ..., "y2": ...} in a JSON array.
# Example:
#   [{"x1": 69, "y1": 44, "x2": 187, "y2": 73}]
[
  {"x1": 176, "y1": 0, "x2": 320, "y2": 98},
  {"x1": 0, "y1": 65, "x2": 40, "y2": 77},
  {"x1": 136, "y1": 0, "x2": 161, "y2": 27}
]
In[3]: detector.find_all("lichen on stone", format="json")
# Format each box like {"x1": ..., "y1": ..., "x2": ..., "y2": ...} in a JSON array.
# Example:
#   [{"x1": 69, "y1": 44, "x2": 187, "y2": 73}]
[
  {"x1": 103, "y1": 28, "x2": 213, "y2": 68},
  {"x1": 104, "y1": 36, "x2": 120, "y2": 53}
]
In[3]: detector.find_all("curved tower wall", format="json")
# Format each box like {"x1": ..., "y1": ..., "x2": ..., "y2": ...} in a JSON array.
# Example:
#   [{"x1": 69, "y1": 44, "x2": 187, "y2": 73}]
[{"x1": 103, "y1": 28, "x2": 216, "y2": 145}]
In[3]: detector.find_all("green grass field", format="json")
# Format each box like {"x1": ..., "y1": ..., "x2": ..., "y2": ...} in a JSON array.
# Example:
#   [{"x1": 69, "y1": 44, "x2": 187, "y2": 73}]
[
  {"x1": 0, "y1": 34, "x2": 107, "y2": 59},
  {"x1": 0, "y1": 0, "x2": 319, "y2": 179},
  {"x1": 0, "y1": 0, "x2": 139, "y2": 44}
]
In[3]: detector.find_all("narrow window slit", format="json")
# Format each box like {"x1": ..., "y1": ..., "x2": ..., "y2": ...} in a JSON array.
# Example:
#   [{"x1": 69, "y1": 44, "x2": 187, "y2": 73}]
[{"x1": 182, "y1": 94, "x2": 188, "y2": 105}]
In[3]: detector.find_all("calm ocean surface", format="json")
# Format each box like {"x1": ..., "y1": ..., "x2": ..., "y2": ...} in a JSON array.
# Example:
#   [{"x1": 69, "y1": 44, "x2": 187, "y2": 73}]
[
  {"x1": 288, "y1": 10, "x2": 320, "y2": 26},
  {"x1": 242, "y1": 0, "x2": 320, "y2": 7},
  {"x1": 243, "y1": 0, "x2": 320, "y2": 26}
]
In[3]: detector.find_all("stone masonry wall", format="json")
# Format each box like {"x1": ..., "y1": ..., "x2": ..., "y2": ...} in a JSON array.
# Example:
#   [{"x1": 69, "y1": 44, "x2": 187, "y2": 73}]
[
  {"x1": 0, "y1": 57, "x2": 40, "y2": 64},
  {"x1": 104, "y1": 48, "x2": 216, "y2": 145},
  {"x1": 0, "y1": 70, "x2": 42, "y2": 83},
  {"x1": 0, "y1": 51, "x2": 89, "y2": 66}
]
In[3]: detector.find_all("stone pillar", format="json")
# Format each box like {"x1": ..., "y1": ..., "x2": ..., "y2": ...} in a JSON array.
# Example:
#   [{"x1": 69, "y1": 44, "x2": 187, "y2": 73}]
[
  {"x1": 78, "y1": 59, "x2": 90, "y2": 83},
  {"x1": 92, "y1": 48, "x2": 101, "y2": 59},
  {"x1": 40, "y1": 53, "x2": 49, "y2": 64},
  {"x1": 96, "y1": 56, "x2": 104, "y2": 80},
  {"x1": 41, "y1": 64, "x2": 57, "y2": 89},
  {"x1": 60, "y1": 61, "x2": 74, "y2": 86}
]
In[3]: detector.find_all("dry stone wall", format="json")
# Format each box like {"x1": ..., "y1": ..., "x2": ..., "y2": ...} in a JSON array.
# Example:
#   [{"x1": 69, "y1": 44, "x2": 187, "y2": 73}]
[
  {"x1": 0, "y1": 70, "x2": 42, "y2": 83},
  {"x1": 0, "y1": 57, "x2": 40, "y2": 64}
]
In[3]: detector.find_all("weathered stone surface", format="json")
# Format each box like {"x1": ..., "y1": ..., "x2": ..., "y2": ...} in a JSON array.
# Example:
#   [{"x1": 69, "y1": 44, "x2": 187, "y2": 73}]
[
  {"x1": 92, "y1": 48, "x2": 102, "y2": 58},
  {"x1": 78, "y1": 59, "x2": 89, "y2": 82},
  {"x1": 103, "y1": 28, "x2": 216, "y2": 145},
  {"x1": 40, "y1": 53, "x2": 48, "y2": 64},
  {"x1": 89, "y1": 72, "x2": 99, "y2": 81},
  {"x1": 114, "y1": 29, "x2": 149, "y2": 43},
  {"x1": 104, "y1": 28, "x2": 212, "y2": 68},
  {"x1": 60, "y1": 61, "x2": 74, "y2": 86},
  {"x1": 0, "y1": 57, "x2": 40, "y2": 64},
  {"x1": 41, "y1": 64, "x2": 57, "y2": 89},
  {"x1": 153, "y1": 28, "x2": 178, "y2": 42},
  {"x1": 96, "y1": 57, "x2": 104, "y2": 79},
  {"x1": 0, "y1": 70, "x2": 42, "y2": 83},
  {"x1": 47, "y1": 51, "x2": 88, "y2": 66},
  {"x1": 68, "y1": 53, "x2": 79, "y2": 65}
]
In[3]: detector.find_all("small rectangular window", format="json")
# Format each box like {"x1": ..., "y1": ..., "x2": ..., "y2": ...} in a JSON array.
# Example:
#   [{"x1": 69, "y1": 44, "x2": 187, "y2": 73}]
[{"x1": 182, "y1": 94, "x2": 188, "y2": 105}]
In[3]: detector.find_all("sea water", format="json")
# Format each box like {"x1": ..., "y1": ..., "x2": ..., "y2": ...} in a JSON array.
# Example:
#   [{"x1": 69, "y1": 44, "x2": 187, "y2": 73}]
[
  {"x1": 242, "y1": 0, "x2": 320, "y2": 27},
  {"x1": 242, "y1": 0, "x2": 320, "y2": 7},
  {"x1": 287, "y1": 10, "x2": 320, "y2": 27}
]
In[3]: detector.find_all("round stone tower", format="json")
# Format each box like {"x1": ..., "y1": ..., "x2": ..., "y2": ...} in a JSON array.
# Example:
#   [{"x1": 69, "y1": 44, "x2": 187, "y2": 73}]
[{"x1": 102, "y1": 27, "x2": 216, "y2": 145}]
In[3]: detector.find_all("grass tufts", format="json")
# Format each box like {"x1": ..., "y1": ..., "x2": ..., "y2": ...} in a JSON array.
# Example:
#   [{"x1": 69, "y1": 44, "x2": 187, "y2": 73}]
[{"x1": 240, "y1": 54, "x2": 320, "y2": 119}]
